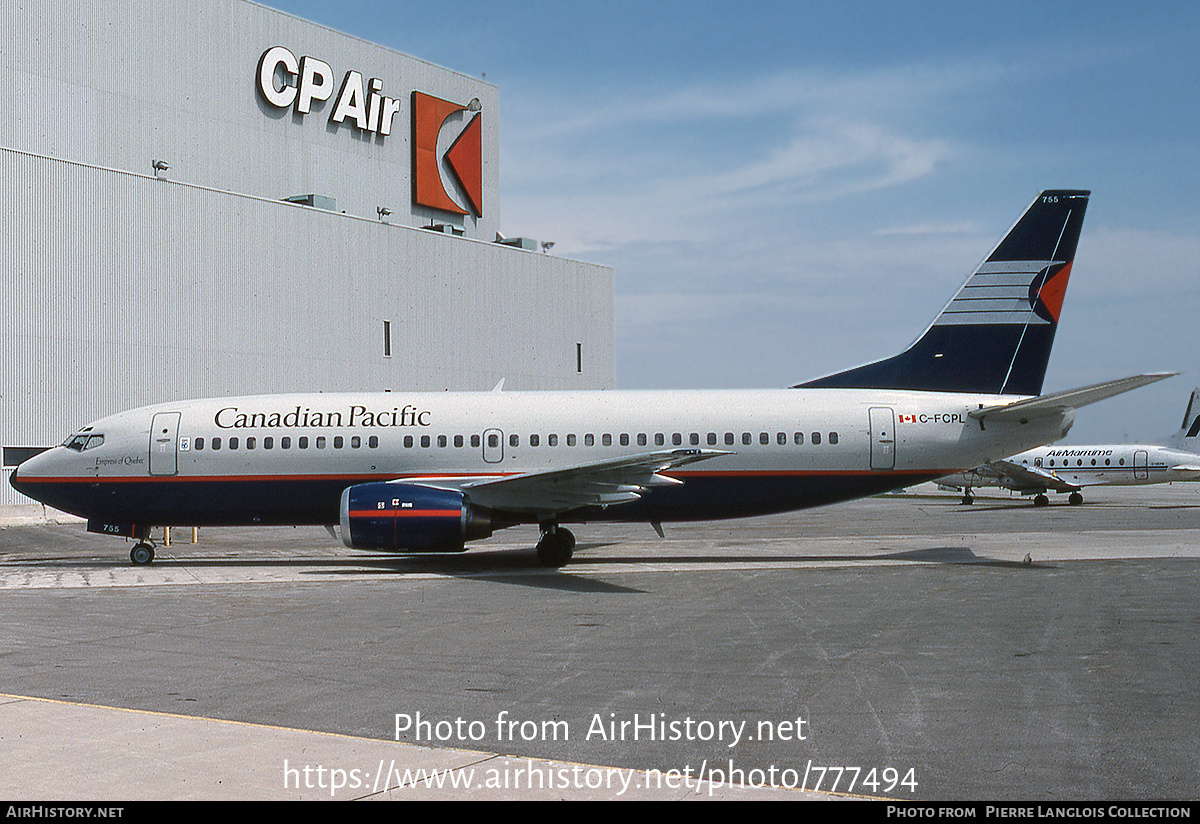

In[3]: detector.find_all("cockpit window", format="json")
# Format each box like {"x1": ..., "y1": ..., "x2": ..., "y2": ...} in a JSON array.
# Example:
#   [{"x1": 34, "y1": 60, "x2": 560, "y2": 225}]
[{"x1": 64, "y1": 433, "x2": 104, "y2": 451}]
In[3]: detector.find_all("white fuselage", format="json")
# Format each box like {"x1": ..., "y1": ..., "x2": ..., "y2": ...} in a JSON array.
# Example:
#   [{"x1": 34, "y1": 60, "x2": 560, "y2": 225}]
[{"x1": 13, "y1": 387, "x2": 1071, "y2": 528}]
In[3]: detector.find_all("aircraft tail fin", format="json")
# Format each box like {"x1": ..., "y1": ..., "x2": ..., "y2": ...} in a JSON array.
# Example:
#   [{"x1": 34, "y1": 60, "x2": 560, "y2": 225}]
[
  {"x1": 1166, "y1": 387, "x2": 1200, "y2": 447},
  {"x1": 796, "y1": 190, "x2": 1090, "y2": 396}
]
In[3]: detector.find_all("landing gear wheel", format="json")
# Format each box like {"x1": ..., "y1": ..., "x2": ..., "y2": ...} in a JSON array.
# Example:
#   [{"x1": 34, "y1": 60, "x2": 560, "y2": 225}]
[
  {"x1": 536, "y1": 527, "x2": 575, "y2": 568},
  {"x1": 1033, "y1": 494, "x2": 1050, "y2": 507},
  {"x1": 961, "y1": 493, "x2": 974, "y2": 505},
  {"x1": 130, "y1": 543, "x2": 155, "y2": 565},
  {"x1": 1068, "y1": 492, "x2": 1084, "y2": 506}
]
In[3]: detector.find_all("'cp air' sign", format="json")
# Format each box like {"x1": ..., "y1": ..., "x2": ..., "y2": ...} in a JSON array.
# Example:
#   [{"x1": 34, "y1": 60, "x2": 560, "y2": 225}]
[
  {"x1": 255, "y1": 47, "x2": 484, "y2": 218},
  {"x1": 256, "y1": 46, "x2": 403, "y2": 135}
]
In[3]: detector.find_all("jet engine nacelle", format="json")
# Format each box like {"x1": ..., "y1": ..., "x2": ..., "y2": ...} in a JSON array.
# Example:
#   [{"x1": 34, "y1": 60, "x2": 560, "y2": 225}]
[{"x1": 340, "y1": 482, "x2": 494, "y2": 552}]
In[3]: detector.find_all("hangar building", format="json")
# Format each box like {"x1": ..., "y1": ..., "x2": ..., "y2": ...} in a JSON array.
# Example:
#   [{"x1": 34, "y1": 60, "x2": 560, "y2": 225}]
[{"x1": 0, "y1": 0, "x2": 615, "y2": 512}]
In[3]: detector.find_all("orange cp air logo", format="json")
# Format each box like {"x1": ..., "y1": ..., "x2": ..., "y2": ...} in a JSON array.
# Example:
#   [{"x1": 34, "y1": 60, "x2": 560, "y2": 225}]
[{"x1": 411, "y1": 91, "x2": 483, "y2": 217}]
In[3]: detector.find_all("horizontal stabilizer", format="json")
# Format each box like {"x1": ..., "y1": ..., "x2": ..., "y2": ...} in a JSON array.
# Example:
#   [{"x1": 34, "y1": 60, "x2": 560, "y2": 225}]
[{"x1": 970, "y1": 373, "x2": 1176, "y2": 424}]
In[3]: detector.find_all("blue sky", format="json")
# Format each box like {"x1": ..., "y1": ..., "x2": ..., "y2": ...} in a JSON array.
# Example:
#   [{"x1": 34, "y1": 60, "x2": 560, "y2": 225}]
[{"x1": 269, "y1": 1, "x2": 1200, "y2": 442}]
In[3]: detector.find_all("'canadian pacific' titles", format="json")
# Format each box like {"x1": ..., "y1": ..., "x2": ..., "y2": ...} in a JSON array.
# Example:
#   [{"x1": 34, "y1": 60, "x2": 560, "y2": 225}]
[{"x1": 215, "y1": 405, "x2": 431, "y2": 429}]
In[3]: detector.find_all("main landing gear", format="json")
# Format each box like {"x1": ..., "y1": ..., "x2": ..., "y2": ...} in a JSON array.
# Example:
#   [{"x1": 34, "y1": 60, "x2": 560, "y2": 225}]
[
  {"x1": 130, "y1": 541, "x2": 155, "y2": 565},
  {"x1": 1032, "y1": 492, "x2": 1084, "y2": 507},
  {"x1": 962, "y1": 488, "x2": 1084, "y2": 507},
  {"x1": 536, "y1": 524, "x2": 575, "y2": 568}
]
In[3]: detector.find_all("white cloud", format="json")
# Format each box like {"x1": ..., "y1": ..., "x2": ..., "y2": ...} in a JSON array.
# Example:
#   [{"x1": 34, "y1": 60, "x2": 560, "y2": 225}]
[
  {"x1": 1076, "y1": 227, "x2": 1200, "y2": 298},
  {"x1": 498, "y1": 62, "x2": 999, "y2": 251}
]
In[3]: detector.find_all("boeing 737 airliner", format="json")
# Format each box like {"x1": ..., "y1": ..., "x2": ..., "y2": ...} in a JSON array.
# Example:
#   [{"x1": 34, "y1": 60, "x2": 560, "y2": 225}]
[{"x1": 9, "y1": 190, "x2": 1171, "y2": 565}]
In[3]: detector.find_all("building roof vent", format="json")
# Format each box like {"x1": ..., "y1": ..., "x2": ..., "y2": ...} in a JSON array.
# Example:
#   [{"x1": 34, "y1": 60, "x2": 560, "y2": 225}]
[
  {"x1": 495, "y1": 236, "x2": 538, "y2": 251},
  {"x1": 283, "y1": 194, "x2": 336, "y2": 211}
]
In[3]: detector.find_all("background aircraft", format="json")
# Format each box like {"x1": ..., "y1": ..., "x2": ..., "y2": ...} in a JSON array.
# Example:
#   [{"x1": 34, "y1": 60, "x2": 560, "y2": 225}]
[{"x1": 938, "y1": 388, "x2": 1200, "y2": 505}]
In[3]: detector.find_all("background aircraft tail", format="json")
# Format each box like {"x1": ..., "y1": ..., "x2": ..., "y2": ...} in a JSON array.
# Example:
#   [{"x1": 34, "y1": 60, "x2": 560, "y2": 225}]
[
  {"x1": 1166, "y1": 388, "x2": 1200, "y2": 449},
  {"x1": 797, "y1": 190, "x2": 1090, "y2": 396}
]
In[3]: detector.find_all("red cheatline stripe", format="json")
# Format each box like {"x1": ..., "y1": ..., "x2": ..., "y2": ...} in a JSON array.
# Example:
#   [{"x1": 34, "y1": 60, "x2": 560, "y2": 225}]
[
  {"x1": 17, "y1": 468, "x2": 958, "y2": 484},
  {"x1": 348, "y1": 510, "x2": 460, "y2": 518},
  {"x1": 670, "y1": 469, "x2": 944, "y2": 477},
  {"x1": 16, "y1": 472, "x2": 513, "y2": 484},
  {"x1": 14, "y1": 467, "x2": 960, "y2": 486},
  {"x1": 11, "y1": 467, "x2": 955, "y2": 486}
]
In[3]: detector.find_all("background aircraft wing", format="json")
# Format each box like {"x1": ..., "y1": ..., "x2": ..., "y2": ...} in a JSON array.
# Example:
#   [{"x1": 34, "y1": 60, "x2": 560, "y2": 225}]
[
  {"x1": 409, "y1": 449, "x2": 730, "y2": 517},
  {"x1": 981, "y1": 459, "x2": 1081, "y2": 493}
]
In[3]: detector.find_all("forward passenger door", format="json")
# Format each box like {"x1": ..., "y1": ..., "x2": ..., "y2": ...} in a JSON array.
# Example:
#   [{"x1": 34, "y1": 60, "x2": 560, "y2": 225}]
[{"x1": 149, "y1": 412, "x2": 180, "y2": 476}]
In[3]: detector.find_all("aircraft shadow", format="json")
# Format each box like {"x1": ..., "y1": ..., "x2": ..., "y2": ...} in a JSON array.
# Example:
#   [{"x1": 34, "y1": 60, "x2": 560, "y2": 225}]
[
  {"x1": 1, "y1": 542, "x2": 1048, "y2": 593},
  {"x1": 570, "y1": 548, "x2": 1050, "y2": 569},
  {"x1": 946, "y1": 501, "x2": 1057, "y2": 511},
  {"x1": 866, "y1": 546, "x2": 1050, "y2": 568},
  {"x1": 341, "y1": 545, "x2": 643, "y2": 593}
]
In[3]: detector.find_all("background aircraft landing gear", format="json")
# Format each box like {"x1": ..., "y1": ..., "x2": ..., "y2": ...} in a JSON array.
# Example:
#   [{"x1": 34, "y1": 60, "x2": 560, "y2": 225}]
[
  {"x1": 1068, "y1": 492, "x2": 1084, "y2": 505},
  {"x1": 130, "y1": 542, "x2": 155, "y2": 565},
  {"x1": 536, "y1": 525, "x2": 575, "y2": 568},
  {"x1": 961, "y1": 491, "x2": 974, "y2": 505},
  {"x1": 1033, "y1": 494, "x2": 1050, "y2": 507}
]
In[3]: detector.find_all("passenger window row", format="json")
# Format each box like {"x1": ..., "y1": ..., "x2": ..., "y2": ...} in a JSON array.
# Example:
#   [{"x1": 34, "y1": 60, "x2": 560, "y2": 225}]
[
  {"x1": 507, "y1": 431, "x2": 840, "y2": 448},
  {"x1": 194, "y1": 435, "x2": 379, "y2": 451},
  {"x1": 1045, "y1": 457, "x2": 1123, "y2": 467},
  {"x1": 189, "y1": 431, "x2": 841, "y2": 452},
  {"x1": 393, "y1": 432, "x2": 839, "y2": 448}
]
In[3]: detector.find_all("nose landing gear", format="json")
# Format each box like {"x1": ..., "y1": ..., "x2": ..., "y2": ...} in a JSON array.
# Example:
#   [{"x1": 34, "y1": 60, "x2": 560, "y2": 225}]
[{"x1": 130, "y1": 541, "x2": 155, "y2": 565}]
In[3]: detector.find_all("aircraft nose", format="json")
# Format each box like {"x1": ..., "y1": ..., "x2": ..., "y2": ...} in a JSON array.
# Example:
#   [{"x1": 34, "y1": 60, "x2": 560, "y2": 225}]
[
  {"x1": 9, "y1": 448, "x2": 52, "y2": 497},
  {"x1": 8, "y1": 461, "x2": 27, "y2": 495},
  {"x1": 7, "y1": 447, "x2": 75, "y2": 511}
]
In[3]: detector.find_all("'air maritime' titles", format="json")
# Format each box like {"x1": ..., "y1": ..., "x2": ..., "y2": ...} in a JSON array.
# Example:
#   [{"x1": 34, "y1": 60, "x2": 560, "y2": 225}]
[{"x1": 215, "y1": 405, "x2": 431, "y2": 430}]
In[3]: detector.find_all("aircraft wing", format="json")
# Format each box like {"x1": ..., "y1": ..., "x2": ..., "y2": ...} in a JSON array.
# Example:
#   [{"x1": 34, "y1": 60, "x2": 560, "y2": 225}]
[
  {"x1": 408, "y1": 449, "x2": 731, "y2": 517},
  {"x1": 977, "y1": 458, "x2": 1081, "y2": 493},
  {"x1": 970, "y1": 373, "x2": 1175, "y2": 424}
]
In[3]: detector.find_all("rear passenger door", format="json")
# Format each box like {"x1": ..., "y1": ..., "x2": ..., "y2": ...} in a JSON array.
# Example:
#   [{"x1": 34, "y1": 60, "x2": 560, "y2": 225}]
[{"x1": 869, "y1": 407, "x2": 895, "y2": 470}]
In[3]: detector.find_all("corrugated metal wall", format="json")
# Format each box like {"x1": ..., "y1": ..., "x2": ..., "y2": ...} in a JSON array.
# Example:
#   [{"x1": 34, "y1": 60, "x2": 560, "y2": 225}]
[
  {"x1": 0, "y1": 148, "x2": 614, "y2": 506},
  {"x1": 0, "y1": 0, "x2": 615, "y2": 510}
]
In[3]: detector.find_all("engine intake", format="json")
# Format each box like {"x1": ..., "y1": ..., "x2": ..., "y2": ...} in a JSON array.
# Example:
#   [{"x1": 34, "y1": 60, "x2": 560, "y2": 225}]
[{"x1": 340, "y1": 482, "x2": 495, "y2": 552}]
